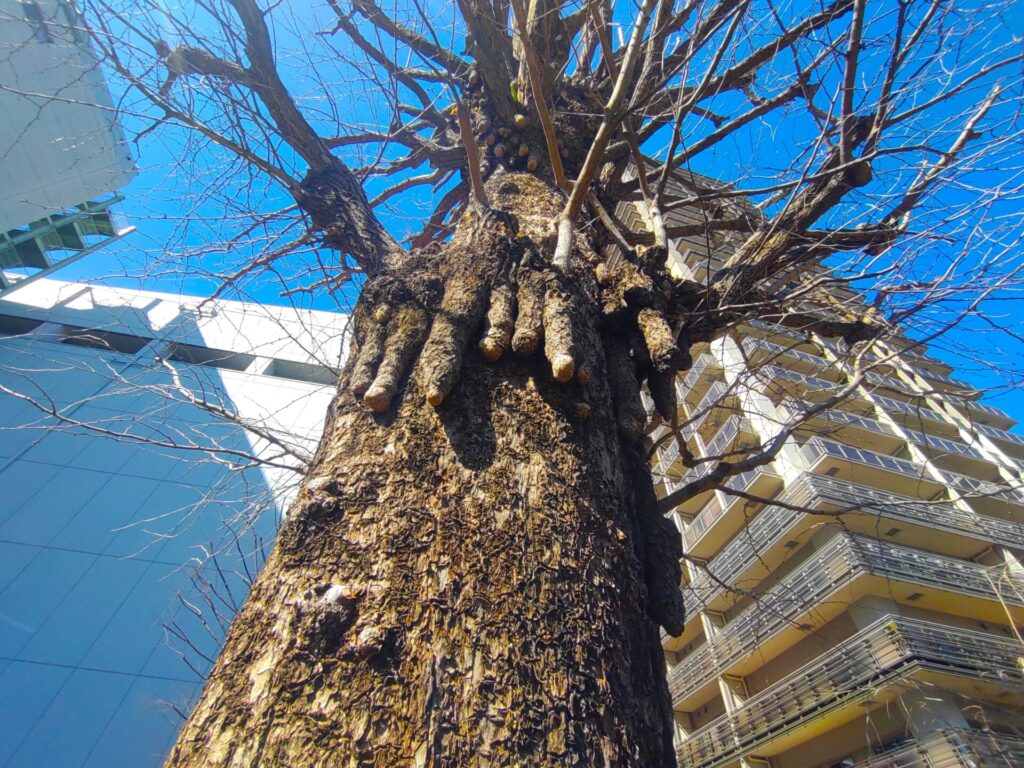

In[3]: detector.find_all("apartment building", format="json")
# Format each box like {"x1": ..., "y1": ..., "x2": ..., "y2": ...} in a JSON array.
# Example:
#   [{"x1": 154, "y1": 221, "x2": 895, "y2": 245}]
[
  {"x1": 634, "y1": 187, "x2": 1024, "y2": 767},
  {"x1": 0, "y1": 279, "x2": 345, "y2": 767},
  {"x1": 0, "y1": 0, "x2": 135, "y2": 292}
]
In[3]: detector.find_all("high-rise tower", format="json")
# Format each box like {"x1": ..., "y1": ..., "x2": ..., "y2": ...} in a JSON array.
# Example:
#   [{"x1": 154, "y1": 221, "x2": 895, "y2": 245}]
[
  {"x1": 0, "y1": 0, "x2": 135, "y2": 292},
  {"x1": 633, "y1": 176, "x2": 1024, "y2": 767}
]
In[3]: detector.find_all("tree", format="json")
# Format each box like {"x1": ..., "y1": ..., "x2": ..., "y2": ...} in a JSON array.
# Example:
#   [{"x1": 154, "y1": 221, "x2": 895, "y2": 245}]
[{"x1": 58, "y1": 0, "x2": 1024, "y2": 765}]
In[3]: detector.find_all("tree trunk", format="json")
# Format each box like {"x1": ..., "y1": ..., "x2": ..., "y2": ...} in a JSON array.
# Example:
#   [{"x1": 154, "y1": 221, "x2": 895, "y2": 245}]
[{"x1": 165, "y1": 174, "x2": 677, "y2": 768}]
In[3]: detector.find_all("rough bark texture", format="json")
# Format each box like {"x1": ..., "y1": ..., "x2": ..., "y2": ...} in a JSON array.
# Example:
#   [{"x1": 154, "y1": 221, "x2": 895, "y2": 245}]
[{"x1": 165, "y1": 174, "x2": 678, "y2": 768}]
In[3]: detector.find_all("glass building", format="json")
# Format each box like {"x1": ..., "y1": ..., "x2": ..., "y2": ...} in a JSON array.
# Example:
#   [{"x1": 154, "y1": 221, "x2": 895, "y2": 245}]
[{"x1": 0, "y1": 279, "x2": 345, "y2": 767}]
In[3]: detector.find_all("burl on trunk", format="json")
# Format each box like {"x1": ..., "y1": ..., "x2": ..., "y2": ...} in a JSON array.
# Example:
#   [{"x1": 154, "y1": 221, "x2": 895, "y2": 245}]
[{"x1": 166, "y1": 172, "x2": 685, "y2": 768}]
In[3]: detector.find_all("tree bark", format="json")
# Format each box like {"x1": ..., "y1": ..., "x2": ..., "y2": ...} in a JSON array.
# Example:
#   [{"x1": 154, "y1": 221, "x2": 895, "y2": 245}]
[{"x1": 165, "y1": 174, "x2": 677, "y2": 768}]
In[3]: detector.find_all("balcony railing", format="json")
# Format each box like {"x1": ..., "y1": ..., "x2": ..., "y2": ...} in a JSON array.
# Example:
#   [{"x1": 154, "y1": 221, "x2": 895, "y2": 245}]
[
  {"x1": 742, "y1": 337, "x2": 832, "y2": 370},
  {"x1": 675, "y1": 616, "x2": 1024, "y2": 768},
  {"x1": 670, "y1": 534, "x2": 860, "y2": 704},
  {"x1": 669, "y1": 416, "x2": 751, "y2": 492},
  {"x1": 668, "y1": 533, "x2": 1024, "y2": 706},
  {"x1": 782, "y1": 401, "x2": 900, "y2": 442},
  {"x1": 802, "y1": 437, "x2": 933, "y2": 484},
  {"x1": 978, "y1": 422, "x2": 1024, "y2": 448},
  {"x1": 785, "y1": 401, "x2": 989, "y2": 462},
  {"x1": 682, "y1": 353, "x2": 718, "y2": 391},
  {"x1": 755, "y1": 364, "x2": 836, "y2": 396},
  {"x1": 777, "y1": 387, "x2": 1022, "y2": 463},
  {"x1": 958, "y1": 397, "x2": 1011, "y2": 421},
  {"x1": 843, "y1": 729, "x2": 1024, "y2": 768},
  {"x1": 947, "y1": 729, "x2": 1024, "y2": 767},
  {"x1": 903, "y1": 426, "x2": 988, "y2": 461},
  {"x1": 704, "y1": 415, "x2": 741, "y2": 457},
  {"x1": 943, "y1": 466, "x2": 1024, "y2": 509},
  {"x1": 870, "y1": 393, "x2": 948, "y2": 427},
  {"x1": 689, "y1": 474, "x2": 1024, "y2": 611},
  {"x1": 682, "y1": 463, "x2": 782, "y2": 550},
  {"x1": 800, "y1": 437, "x2": 1024, "y2": 509},
  {"x1": 742, "y1": 338, "x2": 1004, "y2": 424},
  {"x1": 688, "y1": 381, "x2": 730, "y2": 427},
  {"x1": 687, "y1": 502, "x2": 800, "y2": 605}
]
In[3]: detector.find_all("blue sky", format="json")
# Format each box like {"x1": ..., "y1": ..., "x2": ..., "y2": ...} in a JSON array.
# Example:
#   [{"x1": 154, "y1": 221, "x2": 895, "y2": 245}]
[{"x1": 59, "y1": 0, "x2": 1024, "y2": 424}]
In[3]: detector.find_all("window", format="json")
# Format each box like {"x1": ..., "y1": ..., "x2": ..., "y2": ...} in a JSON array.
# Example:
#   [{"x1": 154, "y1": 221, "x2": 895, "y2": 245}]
[
  {"x1": 264, "y1": 358, "x2": 338, "y2": 386},
  {"x1": 0, "y1": 314, "x2": 42, "y2": 336},
  {"x1": 21, "y1": 1, "x2": 52, "y2": 43},
  {"x1": 60, "y1": 326, "x2": 151, "y2": 354},
  {"x1": 167, "y1": 342, "x2": 254, "y2": 372}
]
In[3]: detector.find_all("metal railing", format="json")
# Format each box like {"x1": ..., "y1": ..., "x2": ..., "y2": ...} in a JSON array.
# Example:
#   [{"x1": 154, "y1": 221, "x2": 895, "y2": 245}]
[
  {"x1": 781, "y1": 400, "x2": 897, "y2": 440},
  {"x1": 688, "y1": 473, "x2": 1024, "y2": 609},
  {"x1": 903, "y1": 427, "x2": 988, "y2": 461},
  {"x1": 704, "y1": 416, "x2": 742, "y2": 458},
  {"x1": 801, "y1": 438, "x2": 1022, "y2": 508},
  {"x1": 688, "y1": 381, "x2": 730, "y2": 428},
  {"x1": 669, "y1": 534, "x2": 860, "y2": 703},
  {"x1": 675, "y1": 616, "x2": 1024, "y2": 767},
  {"x1": 742, "y1": 337, "x2": 1002, "y2": 423},
  {"x1": 671, "y1": 416, "x2": 748, "y2": 490},
  {"x1": 958, "y1": 397, "x2": 1010, "y2": 421},
  {"x1": 668, "y1": 533, "x2": 1024, "y2": 705},
  {"x1": 786, "y1": 401, "x2": 989, "y2": 463},
  {"x1": 978, "y1": 422, "x2": 1024, "y2": 447},
  {"x1": 847, "y1": 729, "x2": 1024, "y2": 768},
  {"x1": 682, "y1": 463, "x2": 782, "y2": 549},
  {"x1": 683, "y1": 353, "x2": 718, "y2": 391},
  {"x1": 943, "y1": 468, "x2": 1024, "y2": 507},
  {"x1": 802, "y1": 437, "x2": 931, "y2": 482},
  {"x1": 761, "y1": 363, "x2": 833, "y2": 390},
  {"x1": 870, "y1": 393, "x2": 948, "y2": 427},
  {"x1": 742, "y1": 337, "x2": 832, "y2": 370}
]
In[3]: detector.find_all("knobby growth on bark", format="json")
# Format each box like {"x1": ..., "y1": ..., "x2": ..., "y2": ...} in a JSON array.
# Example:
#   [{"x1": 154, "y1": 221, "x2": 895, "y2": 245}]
[{"x1": 58, "y1": 0, "x2": 1024, "y2": 764}]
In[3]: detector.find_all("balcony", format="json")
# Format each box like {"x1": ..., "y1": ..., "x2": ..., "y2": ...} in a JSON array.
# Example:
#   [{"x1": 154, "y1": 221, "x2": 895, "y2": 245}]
[
  {"x1": 675, "y1": 616, "x2": 1024, "y2": 768},
  {"x1": 667, "y1": 533, "x2": 1024, "y2": 710},
  {"x1": 904, "y1": 425, "x2": 988, "y2": 462},
  {"x1": 801, "y1": 437, "x2": 945, "y2": 498},
  {"x1": 977, "y1": 421, "x2": 1024, "y2": 451},
  {"x1": 680, "y1": 353, "x2": 720, "y2": 402},
  {"x1": 788, "y1": 403, "x2": 996, "y2": 478},
  {"x1": 955, "y1": 396, "x2": 1014, "y2": 429},
  {"x1": 840, "y1": 729, "x2": 1024, "y2": 768},
  {"x1": 754, "y1": 364, "x2": 837, "y2": 399},
  {"x1": 681, "y1": 464, "x2": 783, "y2": 557},
  {"x1": 684, "y1": 380, "x2": 736, "y2": 440},
  {"x1": 663, "y1": 417, "x2": 771, "y2": 518},
  {"x1": 784, "y1": 400, "x2": 906, "y2": 454},
  {"x1": 743, "y1": 337, "x2": 1010, "y2": 429},
  {"x1": 799, "y1": 437, "x2": 1024, "y2": 516},
  {"x1": 934, "y1": 466, "x2": 1024, "y2": 518},
  {"x1": 870, "y1": 392, "x2": 952, "y2": 430},
  {"x1": 741, "y1": 337, "x2": 837, "y2": 376},
  {"x1": 688, "y1": 474, "x2": 1024, "y2": 614}
]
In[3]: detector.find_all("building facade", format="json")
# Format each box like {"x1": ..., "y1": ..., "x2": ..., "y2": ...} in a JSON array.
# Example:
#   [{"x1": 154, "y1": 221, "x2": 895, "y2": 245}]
[
  {"x1": 0, "y1": 0, "x2": 135, "y2": 292},
  {"x1": 0, "y1": 279, "x2": 345, "y2": 767},
  {"x1": 634, "y1": 195, "x2": 1024, "y2": 766}
]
